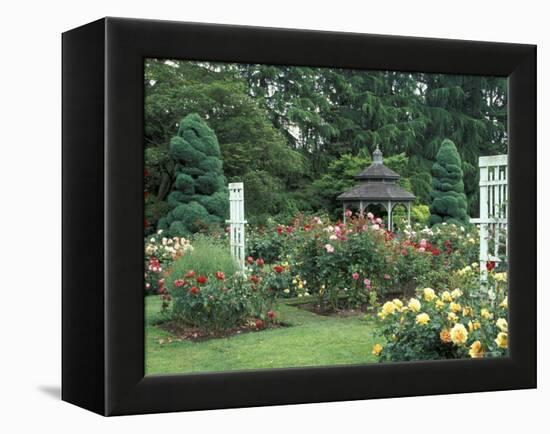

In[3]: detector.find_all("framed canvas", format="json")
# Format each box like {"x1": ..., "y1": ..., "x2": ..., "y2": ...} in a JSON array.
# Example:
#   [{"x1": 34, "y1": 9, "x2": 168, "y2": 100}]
[{"x1": 62, "y1": 17, "x2": 536, "y2": 416}]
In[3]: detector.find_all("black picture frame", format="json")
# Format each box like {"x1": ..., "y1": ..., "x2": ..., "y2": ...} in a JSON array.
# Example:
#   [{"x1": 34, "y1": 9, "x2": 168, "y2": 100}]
[{"x1": 62, "y1": 17, "x2": 536, "y2": 416}]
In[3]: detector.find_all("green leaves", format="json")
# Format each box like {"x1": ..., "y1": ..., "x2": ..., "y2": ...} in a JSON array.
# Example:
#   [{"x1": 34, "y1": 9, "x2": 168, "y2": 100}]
[
  {"x1": 161, "y1": 114, "x2": 228, "y2": 236},
  {"x1": 429, "y1": 139, "x2": 469, "y2": 225}
]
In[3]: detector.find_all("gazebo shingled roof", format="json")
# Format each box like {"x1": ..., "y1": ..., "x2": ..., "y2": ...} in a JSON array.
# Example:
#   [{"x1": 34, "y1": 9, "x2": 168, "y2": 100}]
[{"x1": 337, "y1": 146, "x2": 415, "y2": 230}]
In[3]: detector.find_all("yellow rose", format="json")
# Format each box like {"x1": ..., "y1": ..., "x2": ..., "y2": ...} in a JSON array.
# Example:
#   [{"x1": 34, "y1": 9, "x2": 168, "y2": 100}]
[
  {"x1": 450, "y1": 302, "x2": 462, "y2": 313},
  {"x1": 372, "y1": 343, "x2": 383, "y2": 356},
  {"x1": 441, "y1": 291, "x2": 453, "y2": 302},
  {"x1": 447, "y1": 312, "x2": 458, "y2": 322},
  {"x1": 451, "y1": 288, "x2": 463, "y2": 299},
  {"x1": 494, "y1": 272, "x2": 507, "y2": 283},
  {"x1": 381, "y1": 301, "x2": 397, "y2": 316},
  {"x1": 440, "y1": 329, "x2": 452, "y2": 343},
  {"x1": 468, "y1": 340, "x2": 484, "y2": 358},
  {"x1": 435, "y1": 300, "x2": 445, "y2": 310},
  {"x1": 450, "y1": 323, "x2": 469, "y2": 345},
  {"x1": 423, "y1": 288, "x2": 436, "y2": 301},
  {"x1": 471, "y1": 262, "x2": 479, "y2": 268},
  {"x1": 495, "y1": 332, "x2": 508, "y2": 349},
  {"x1": 496, "y1": 318, "x2": 508, "y2": 332},
  {"x1": 392, "y1": 298, "x2": 404, "y2": 310},
  {"x1": 416, "y1": 313, "x2": 430, "y2": 325},
  {"x1": 499, "y1": 297, "x2": 508, "y2": 309},
  {"x1": 468, "y1": 321, "x2": 481, "y2": 332},
  {"x1": 481, "y1": 308, "x2": 493, "y2": 320},
  {"x1": 408, "y1": 298, "x2": 421, "y2": 312},
  {"x1": 462, "y1": 306, "x2": 472, "y2": 316}
]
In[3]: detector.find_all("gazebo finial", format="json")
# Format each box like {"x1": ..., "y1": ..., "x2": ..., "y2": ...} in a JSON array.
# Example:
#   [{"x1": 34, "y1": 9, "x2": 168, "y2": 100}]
[{"x1": 373, "y1": 144, "x2": 383, "y2": 164}]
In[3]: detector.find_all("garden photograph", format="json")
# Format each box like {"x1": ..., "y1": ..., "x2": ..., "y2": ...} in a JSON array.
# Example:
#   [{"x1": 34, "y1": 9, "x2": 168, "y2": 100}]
[{"x1": 143, "y1": 59, "x2": 509, "y2": 375}]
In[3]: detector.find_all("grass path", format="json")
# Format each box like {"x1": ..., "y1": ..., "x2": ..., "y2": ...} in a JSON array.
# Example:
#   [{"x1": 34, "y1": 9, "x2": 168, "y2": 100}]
[{"x1": 145, "y1": 295, "x2": 381, "y2": 375}]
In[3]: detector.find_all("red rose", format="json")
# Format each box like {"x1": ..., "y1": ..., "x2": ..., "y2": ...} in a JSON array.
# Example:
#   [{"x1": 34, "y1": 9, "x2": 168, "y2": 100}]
[
  {"x1": 277, "y1": 226, "x2": 283, "y2": 235},
  {"x1": 185, "y1": 270, "x2": 196, "y2": 278},
  {"x1": 249, "y1": 275, "x2": 261, "y2": 284},
  {"x1": 431, "y1": 248, "x2": 441, "y2": 256},
  {"x1": 215, "y1": 271, "x2": 225, "y2": 281},
  {"x1": 256, "y1": 258, "x2": 265, "y2": 267},
  {"x1": 267, "y1": 310, "x2": 276, "y2": 320},
  {"x1": 273, "y1": 265, "x2": 284, "y2": 274},
  {"x1": 255, "y1": 319, "x2": 264, "y2": 329},
  {"x1": 174, "y1": 279, "x2": 185, "y2": 288},
  {"x1": 486, "y1": 261, "x2": 496, "y2": 272},
  {"x1": 196, "y1": 275, "x2": 208, "y2": 285},
  {"x1": 189, "y1": 286, "x2": 199, "y2": 295},
  {"x1": 247, "y1": 256, "x2": 254, "y2": 264}
]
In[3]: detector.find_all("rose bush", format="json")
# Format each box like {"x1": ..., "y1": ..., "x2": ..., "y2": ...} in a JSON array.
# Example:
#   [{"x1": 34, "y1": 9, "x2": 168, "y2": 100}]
[
  {"x1": 372, "y1": 281, "x2": 508, "y2": 362},
  {"x1": 242, "y1": 212, "x2": 482, "y2": 311},
  {"x1": 163, "y1": 269, "x2": 277, "y2": 333},
  {"x1": 144, "y1": 230, "x2": 193, "y2": 294}
]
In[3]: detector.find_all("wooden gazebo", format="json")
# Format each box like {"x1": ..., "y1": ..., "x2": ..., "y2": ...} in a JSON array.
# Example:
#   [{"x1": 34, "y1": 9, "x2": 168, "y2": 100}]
[{"x1": 337, "y1": 146, "x2": 415, "y2": 231}]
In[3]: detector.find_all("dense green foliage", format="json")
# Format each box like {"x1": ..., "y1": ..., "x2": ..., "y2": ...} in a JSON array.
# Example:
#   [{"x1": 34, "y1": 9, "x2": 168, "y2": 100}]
[
  {"x1": 145, "y1": 60, "x2": 507, "y2": 229},
  {"x1": 429, "y1": 139, "x2": 469, "y2": 225},
  {"x1": 157, "y1": 114, "x2": 228, "y2": 235}
]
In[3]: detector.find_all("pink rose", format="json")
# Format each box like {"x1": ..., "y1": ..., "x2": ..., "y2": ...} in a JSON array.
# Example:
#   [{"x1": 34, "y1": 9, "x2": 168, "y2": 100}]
[
  {"x1": 364, "y1": 278, "x2": 372, "y2": 289},
  {"x1": 324, "y1": 244, "x2": 335, "y2": 253},
  {"x1": 384, "y1": 274, "x2": 390, "y2": 280},
  {"x1": 352, "y1": 272, "x2": 360, "y2": 280}
]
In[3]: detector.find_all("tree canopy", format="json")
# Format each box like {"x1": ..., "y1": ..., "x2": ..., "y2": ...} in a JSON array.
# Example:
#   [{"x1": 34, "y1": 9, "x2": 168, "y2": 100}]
[{"x1": 144, "y1": 59, "x2": 507, "y2": 231}]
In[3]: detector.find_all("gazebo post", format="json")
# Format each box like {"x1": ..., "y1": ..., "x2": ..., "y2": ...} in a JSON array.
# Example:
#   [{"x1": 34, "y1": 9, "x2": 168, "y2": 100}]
[
  {"x1": 407, "y1": 202, "x2": 411, "y2": 227},
  {"x1": 343, "y1": 202, "x2": 347, "y2": 223},
  {"x1": 359, "y1": 200, "x2": 364, "y2": 217},
  {"x1": 388, "y1": 200, "x2": 392, "y2": 231}
]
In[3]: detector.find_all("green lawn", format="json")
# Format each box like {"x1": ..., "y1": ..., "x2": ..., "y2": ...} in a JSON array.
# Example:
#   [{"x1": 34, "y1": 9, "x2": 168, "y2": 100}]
[{"x1": 145, "y1": 295, "x2": 382, "y2": 375}]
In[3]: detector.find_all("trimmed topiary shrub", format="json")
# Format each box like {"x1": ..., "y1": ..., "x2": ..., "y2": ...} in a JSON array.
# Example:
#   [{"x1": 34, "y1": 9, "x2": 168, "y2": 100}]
[
  {"x1": 158, "y1": 114, "x2": 228, "y2": 235},
  {"x1": 429, "y1": 139, "x2": 469, "y2": 226}
]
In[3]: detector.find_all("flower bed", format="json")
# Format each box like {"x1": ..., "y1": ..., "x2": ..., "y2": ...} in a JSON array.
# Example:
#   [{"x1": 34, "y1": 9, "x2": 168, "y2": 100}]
[
  {"x1": 371, "y1": 267, "x2": 508, "y2": 361},
  {"x1": 245, "y1": 213, "x2": 483, "y2": 312}
]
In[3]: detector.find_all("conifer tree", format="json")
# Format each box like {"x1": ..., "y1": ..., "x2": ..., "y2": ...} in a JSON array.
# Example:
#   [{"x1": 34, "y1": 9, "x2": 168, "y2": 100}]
[
  {"x1": 158, "y1": 114, "x2": 228, "y2": 235},
  {"x1": 429, "y1": 139, "x2": 469, "y2": 225}
]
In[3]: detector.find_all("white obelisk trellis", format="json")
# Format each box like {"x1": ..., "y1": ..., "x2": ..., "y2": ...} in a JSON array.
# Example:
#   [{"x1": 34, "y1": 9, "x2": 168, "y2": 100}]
[
  {"x1": 470, "y1": 155, "x2": 508, "y2": 285},
  {"x1": 226, "y1": 182, "x2": 247, "y2": 271}
]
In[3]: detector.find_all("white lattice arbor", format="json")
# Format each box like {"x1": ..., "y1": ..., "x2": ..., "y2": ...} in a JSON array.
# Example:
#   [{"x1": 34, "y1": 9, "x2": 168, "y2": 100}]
[
  {"x1": 470, "y1": 155, "x2": 508, "y2": 284},
  {"x1": 226, "y1": 182, "x2": 247, "y2": 271}
]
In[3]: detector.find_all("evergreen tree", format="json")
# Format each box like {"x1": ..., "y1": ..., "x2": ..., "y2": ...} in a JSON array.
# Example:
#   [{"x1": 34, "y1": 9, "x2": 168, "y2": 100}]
[
  {"x1": 158, "y1": 114, "x2": 228, "y2": 235},
  {"x1": 429, "y1": 139, "x2": 469, "y2": 225}
]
